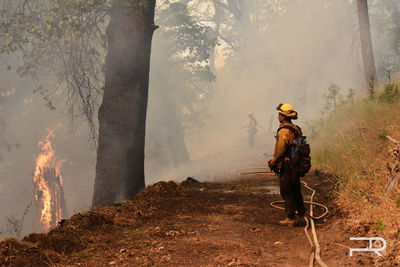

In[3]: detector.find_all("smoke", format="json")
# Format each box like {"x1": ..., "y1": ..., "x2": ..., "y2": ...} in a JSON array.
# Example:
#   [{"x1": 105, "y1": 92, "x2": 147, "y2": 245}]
[
  {"x1": 0, "y1": 0, "x2": 384, "y2": 236},
  {"x1": 146, "y1": 0, "x2": 365, "y2": 182},
  {"x1": 0, "y1": 59, "x2": 96, "y2": 236}
]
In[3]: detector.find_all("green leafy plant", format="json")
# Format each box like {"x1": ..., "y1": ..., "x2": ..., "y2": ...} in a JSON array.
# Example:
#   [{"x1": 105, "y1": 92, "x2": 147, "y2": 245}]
[
  {"x1": 322, "y1": 83, "x2": 342, "y2": 117},
  {"x1": 395, "y1": 196, "x2": 400, "y2": 208},
  {"x1": 378, "y1": 68, "x2": 399, "y2": 102},
  {"x1": 379, "y1": 82, "x2": 399, "y2": 102},
  {"x1": 378, "y1": 130, "x2": 388, "y2": 139},
  {"x1": 372, "y1": 219, "x2": 386, "y2": 232},
  {"x1": 347, "y1": 88, "x2": 355, "y2": 107}
]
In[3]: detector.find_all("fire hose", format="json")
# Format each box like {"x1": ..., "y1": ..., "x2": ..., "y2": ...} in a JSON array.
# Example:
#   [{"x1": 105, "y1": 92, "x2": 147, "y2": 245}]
[
  {"x1": 270, "y1": 181, "x2": 328, "y2": 267},
  {"x1": 232, "y1": 167, "x2": 329, "y2": 267}
]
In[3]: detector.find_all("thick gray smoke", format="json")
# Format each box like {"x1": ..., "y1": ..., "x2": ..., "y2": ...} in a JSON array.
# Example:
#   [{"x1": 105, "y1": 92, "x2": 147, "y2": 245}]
[
  {"x1": 0, "y1": 62, "x2": 96, "y2": 236},
  {"x1": 146, "y1": 0, "x2": 365, "y2": 182},
  {"x1": 0, "y1": 0, "x2": 376, "y2": 237}
]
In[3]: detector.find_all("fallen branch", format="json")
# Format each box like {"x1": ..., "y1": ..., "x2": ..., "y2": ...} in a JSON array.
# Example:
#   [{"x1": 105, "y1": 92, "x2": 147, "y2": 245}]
[
  {"x1": 385, "y1": 135, "x2": 400, "y2": 145},
  {"x1": 334, "y1": 242, "x2": 351, "y2": 249},
  {"x1": 385, "y1": 172, "x2": 400, "y2": 195}
]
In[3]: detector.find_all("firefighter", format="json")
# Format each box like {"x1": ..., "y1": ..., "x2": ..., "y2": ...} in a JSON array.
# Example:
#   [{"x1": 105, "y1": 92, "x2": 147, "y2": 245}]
[
  {"x1": 243, "y1": 112, "x2": 258, "y2": 148},
  {"x1": 268, "y1": 103, "x2": 306, "y2": 226}
]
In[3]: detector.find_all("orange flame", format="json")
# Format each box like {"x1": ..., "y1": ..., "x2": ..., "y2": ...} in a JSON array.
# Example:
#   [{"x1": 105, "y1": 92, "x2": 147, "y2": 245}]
[{"x1": 33, "y1": 129, "x2": 65, "y2": 232}]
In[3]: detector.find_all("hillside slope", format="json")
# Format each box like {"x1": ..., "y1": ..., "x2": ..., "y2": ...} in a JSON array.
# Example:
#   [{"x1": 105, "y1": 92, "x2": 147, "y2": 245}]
[
  {"x1": 1, "y1": 170, "x2": 392, "y2": 266},
  {"x1": 310, "y1": 84, "x2": 400, "y2": 263}
]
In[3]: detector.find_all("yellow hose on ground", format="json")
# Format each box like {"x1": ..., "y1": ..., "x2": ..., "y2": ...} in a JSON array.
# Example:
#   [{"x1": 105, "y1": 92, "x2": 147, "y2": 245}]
[
  {"x1": 232, "y1": 168, "x2": 329, "y2": 220},
  {"x1": 234, "y1": 164, "x2": 329, "y2": 266},
  {"x1": 270, "y1": 181, "x2": 329, "y2": 220},
  {"x1": 270, "y1": 181, "x2": 328, "y2": 266},
  {"x1": 306, "y1": 182, "x2": 328, "y2": 267},
  {"x1": 304, "y1": 217, "x2": 315, "y2": 267}
]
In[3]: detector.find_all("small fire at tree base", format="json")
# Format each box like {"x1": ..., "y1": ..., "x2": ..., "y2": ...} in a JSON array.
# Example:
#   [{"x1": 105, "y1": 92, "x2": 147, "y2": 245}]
[{"x1": 32, "y1": 129, "x2": 68, "y2": 232}]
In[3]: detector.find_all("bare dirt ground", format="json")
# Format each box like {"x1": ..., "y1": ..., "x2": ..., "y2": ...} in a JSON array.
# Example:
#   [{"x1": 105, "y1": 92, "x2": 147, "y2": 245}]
[{"x1": 0, "y1": 171, "x2": 388, "y2": 266}]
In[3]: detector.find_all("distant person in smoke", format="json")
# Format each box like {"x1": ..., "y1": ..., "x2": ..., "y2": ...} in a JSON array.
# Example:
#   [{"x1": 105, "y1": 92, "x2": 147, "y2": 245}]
[
  {"x1": 268, "y1": 103, "x2": 306, "y2": 227},
  {"x1": 242, "y1": 112, "x2": 258, "y2": 148}
]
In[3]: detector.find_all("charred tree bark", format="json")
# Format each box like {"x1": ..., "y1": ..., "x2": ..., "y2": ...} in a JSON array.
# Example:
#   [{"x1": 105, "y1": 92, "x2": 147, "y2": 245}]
[
  {"x1": 357, "y1": 0, "x2": 377, "y2": 90},
  {"x1": 92, "y1": 0, "x2": 157, "y2": 208}
]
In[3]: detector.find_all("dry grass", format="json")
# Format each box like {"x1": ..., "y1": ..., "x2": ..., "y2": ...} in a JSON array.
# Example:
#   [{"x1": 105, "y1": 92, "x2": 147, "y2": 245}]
[{"x1": 311, "y1": 85, "x2": 400, "y2": 237}]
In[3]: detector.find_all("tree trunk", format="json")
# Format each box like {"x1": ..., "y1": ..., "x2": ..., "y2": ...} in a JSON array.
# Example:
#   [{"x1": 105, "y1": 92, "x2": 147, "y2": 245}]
[
  {"x1": 162, "y1": 96, "x2": 190, "y2": 168},
  {"x1": 210, "y1": 0, "x2": 222, "y2": 75},
  {"x1": 92, "y1": 0, "x2": 157, "y2": 208},
  {"x1": 357, "y1": 0, "x2": 377, "y2": 88},
  {"x1": 147, "y1": 81, "x2": 190, "y2": 169}
]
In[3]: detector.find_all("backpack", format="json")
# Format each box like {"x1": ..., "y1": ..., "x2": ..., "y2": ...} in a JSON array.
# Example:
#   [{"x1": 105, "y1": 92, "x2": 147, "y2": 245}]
[{"x1": 278, "y1": 125, "x2": 311, "y2": 177}]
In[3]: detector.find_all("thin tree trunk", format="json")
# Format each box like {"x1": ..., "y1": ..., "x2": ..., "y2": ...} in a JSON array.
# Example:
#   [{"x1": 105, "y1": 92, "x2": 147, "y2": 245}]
[
  {"x1": 149, "y1": 82, "x2": 190, "y2": 168},
  {"x1": 210, "y1": 0, "x2": 222, "y2": 75},
  {"x1": 92, "y1": 0, "x2": 157, "y2": 208},
  {"x1": 357, "y1": 0, "x2": 377, "y2": 88},
  {"x1": 164, "y1": 100, "x2": 190, "y2": 167}
]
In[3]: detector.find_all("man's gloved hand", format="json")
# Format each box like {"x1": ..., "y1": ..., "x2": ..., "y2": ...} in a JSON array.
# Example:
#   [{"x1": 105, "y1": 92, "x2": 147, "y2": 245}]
[
  {"x1": 267, "y1": 159, "x2": 272, "y2": 169},
  {"x1": 268, "y1": 160, "x2": 279, "y2": 175}
]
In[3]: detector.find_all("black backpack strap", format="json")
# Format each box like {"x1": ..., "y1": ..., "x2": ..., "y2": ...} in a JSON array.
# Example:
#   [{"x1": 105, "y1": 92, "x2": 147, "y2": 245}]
[{"x1": 277, "y1": 124, "x2": 302, "y2": 137}]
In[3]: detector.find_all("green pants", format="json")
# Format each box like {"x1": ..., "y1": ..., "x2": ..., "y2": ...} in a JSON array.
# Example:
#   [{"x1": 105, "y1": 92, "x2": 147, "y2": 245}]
[{"x1": 279, "y1": 162, "x2": 306, "y2": 219}]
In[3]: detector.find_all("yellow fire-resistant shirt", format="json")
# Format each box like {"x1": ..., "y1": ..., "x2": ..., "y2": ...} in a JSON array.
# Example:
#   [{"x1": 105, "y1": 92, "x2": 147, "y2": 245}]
[{"x1": 270, "y1": 121, "x2": 302, "y2": 168}]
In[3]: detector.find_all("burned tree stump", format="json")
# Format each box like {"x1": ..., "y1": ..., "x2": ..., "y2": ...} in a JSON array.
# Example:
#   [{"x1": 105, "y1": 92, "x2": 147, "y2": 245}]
[{"x1": 33, "y1": 166, "x2": 68, "y2": 231}]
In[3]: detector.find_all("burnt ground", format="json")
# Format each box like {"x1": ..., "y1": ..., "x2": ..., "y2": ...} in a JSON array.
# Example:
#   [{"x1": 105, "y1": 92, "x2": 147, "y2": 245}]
[{"x1": 0, "y1": 172, "x2": 392, "y2": 266}]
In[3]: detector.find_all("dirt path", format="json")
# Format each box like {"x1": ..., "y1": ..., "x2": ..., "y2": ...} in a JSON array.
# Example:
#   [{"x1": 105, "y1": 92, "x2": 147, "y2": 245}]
[
  {"x1": 67, "y1": 175, "x2": 316, "y2": 266},
  {"x1": 1, "y1": 172, "x2": 378, "y2": 266}
]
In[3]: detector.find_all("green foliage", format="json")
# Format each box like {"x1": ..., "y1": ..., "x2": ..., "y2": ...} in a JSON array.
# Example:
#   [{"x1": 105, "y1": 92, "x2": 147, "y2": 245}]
[
  {"x1": 0, "y1": 1, "x2": 109, "y2": 55},
  {"x1": 0, "y1": 0, "x2": 216, "y2": 134},
  {"x1": 378, "y1": 81, "x2": 399, "y2": 103},
  {"x1": 322, "y1": 83, "x2": 341, "y2": 115},
  {"x1": 154, "y1": 1, "x2": 216, "y2": 129},
  {"x1": 311, "y1": 92, "x2": 390, "y2": 174},
  {"x1": 372, "y1": 219, "x2": 386, "y2": 232},
  {"x1": 347, "y1": 88, "x2": 355, "y2": 105},
  {"x1": 378, "y1": 130, "x2": 388, "y2": 139},
  {"x1": 395, "y1": 196, "x2": 400, "y2": 207},
  {"x1": 377, "y1": 68, "x2": 399, "y2": 102},
  {"x1": 157, "y1": 2, "x2": 215, "y2": 83},
  {"x1": 0, "y1": 0, "x2": 110, "y2": 141}
]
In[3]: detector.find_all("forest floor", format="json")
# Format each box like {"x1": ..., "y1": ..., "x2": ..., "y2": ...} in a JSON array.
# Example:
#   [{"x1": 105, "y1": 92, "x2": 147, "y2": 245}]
[{"x1": 0, "y1": 166, "x2": 384, "y2": 266}]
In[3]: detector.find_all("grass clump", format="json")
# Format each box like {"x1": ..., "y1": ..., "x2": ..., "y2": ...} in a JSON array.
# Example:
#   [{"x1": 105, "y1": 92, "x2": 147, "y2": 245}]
[
  {"x1": 395, "y1": 196, "x2": 400, "y2": 208},
  {"x1": 372, "y1": 219, "x2": 386, "y2": 232}
]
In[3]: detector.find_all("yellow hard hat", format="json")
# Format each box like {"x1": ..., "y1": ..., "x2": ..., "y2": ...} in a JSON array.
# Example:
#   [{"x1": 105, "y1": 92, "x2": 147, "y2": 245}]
[
  {"x1": 276, "y1": 103, "x2": 298, "y2": 120},
  {"x1": 248, "y1": 112, "x2": 254, "y2": 117}
]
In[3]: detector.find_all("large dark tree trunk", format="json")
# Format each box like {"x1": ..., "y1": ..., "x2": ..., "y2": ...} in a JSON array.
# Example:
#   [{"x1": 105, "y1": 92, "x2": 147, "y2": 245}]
[
  {"x1": 357, "y1": 0, "x2": 377, "y2": 89},
  {"x1": 92, "y1": 0, "x2": 157, "y2": 208}
]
